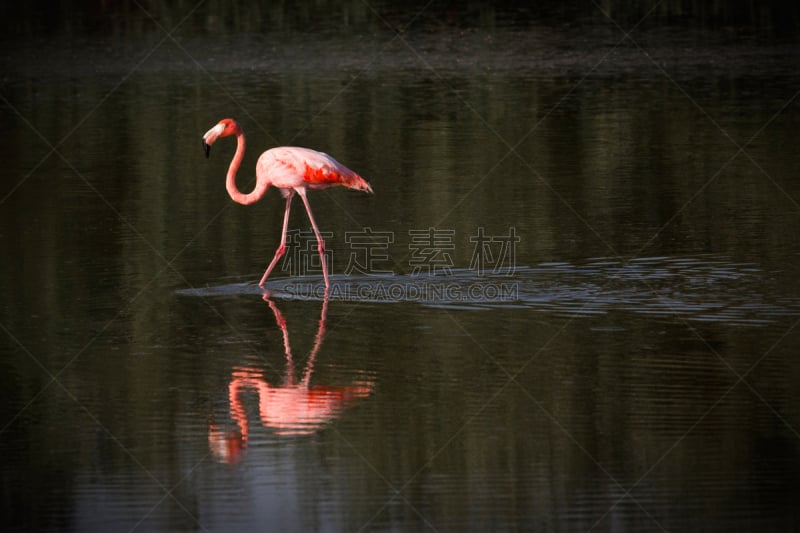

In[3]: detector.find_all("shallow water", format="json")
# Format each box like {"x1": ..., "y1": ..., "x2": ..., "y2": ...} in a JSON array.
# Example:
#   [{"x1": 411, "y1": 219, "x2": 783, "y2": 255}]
[
  {"x1": 2, "y1": 4, "x2": 800, "y2": 532},
  {"x1": 181, "y1": 257, "x2": 800, "y2": 325}
]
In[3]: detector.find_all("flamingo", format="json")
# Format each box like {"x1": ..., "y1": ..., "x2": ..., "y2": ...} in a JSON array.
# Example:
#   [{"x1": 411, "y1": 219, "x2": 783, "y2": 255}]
[{"x1": 202, "y1": 118, "x2": 373, "y2": 289}]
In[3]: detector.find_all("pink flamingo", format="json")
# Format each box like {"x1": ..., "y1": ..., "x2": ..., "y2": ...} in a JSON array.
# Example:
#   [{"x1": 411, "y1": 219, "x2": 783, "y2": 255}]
[
  {"x1": 202, "y1": 118, "x2": 373, "y2": 289},
  {"x1": 208, "y1": 294, "x2": 373, "y2": 462}
]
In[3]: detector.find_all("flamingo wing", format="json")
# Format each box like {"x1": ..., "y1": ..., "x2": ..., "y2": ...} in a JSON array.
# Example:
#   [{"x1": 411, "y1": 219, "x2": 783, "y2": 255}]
[{"x1": 260, "y1": 147, "x2": 373, "y2": 193}]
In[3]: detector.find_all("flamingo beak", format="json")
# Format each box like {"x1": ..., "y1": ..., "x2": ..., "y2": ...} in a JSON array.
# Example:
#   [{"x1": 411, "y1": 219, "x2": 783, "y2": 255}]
[{"x1": 202, "y1": 123, "x2": 225, "y2": 159}]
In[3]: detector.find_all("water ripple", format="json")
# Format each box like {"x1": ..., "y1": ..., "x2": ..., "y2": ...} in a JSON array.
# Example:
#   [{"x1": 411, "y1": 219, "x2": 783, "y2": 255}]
[{"x1": 177, "y1": 256, "x2": 800, "y2": 325}]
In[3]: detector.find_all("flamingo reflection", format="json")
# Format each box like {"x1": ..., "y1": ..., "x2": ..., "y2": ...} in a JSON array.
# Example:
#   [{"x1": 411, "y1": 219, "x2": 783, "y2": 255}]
[{"x1": 209, "y1": 292, "x2": 373, "y2": 463}]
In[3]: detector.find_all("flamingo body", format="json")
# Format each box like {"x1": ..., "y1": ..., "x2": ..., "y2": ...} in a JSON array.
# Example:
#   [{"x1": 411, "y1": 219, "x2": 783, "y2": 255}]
[
  {"x1": 202, "y1": 118, "x2": 372, "y2": 289},
  {"x1": 258, "y1": 146, "x2": 373, "y2": 193}
]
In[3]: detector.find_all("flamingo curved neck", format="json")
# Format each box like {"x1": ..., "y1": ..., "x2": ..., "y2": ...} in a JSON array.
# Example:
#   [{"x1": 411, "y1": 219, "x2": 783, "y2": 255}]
[{"x1": 226, "y1": 132, "x2": 268, "y2": 205}]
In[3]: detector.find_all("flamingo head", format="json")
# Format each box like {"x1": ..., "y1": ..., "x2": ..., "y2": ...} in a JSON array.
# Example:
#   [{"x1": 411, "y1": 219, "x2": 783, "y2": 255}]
[{"x1": 202, "y1": 118, "x2": 241, "y2": 158}]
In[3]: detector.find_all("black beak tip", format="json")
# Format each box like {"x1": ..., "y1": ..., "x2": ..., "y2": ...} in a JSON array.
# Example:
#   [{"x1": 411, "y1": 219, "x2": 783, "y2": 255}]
[{"x1": 203, "y1": 140, "x2": 210, "y2": 158}]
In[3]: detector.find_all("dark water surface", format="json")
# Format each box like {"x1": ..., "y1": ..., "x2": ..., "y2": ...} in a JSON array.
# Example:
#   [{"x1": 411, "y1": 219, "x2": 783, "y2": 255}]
[{"x1": 2, "y1": 4, "x2": 800, "y2": 532}]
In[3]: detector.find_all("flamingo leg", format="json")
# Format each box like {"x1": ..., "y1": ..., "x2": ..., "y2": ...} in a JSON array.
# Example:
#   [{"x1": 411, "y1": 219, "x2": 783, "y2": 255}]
[
  {"x1": 300, "y1": 291, "x2": 328, "y2": 387},
  {"x1": 297, "y1": 188, "x2": 330, "y2": 289},
  {"x1": 259, "y1": 193, "x2": 294, "y2": 287},
  {"x1": 263, "y1": 296, "x2": 296, "y2": 386}
]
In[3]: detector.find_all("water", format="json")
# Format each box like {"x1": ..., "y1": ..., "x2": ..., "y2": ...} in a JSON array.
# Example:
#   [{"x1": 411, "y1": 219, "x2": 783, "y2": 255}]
[{"x1": 2, "y1": 4, "x2": 800, "y2": 532}]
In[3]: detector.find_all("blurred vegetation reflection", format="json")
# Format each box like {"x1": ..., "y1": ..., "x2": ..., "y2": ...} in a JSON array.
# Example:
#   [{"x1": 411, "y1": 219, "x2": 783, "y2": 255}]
[{"x1": 2, "y1": 0, "x2": 798, "y2": 39}]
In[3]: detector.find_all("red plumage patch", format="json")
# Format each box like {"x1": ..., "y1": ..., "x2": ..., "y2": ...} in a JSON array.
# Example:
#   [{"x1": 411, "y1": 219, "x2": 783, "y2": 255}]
[{"x1": 303, "y1": 163, "x2": 342, "y2": 185}]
